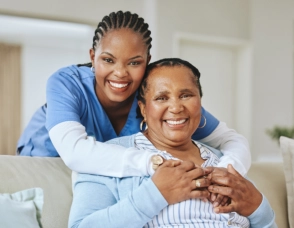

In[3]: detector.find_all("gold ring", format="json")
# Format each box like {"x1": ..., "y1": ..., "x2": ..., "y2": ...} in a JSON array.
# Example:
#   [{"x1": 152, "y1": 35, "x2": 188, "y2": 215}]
[{"x1": 195, "y1": 180, "x2": 201, "y2": 188}]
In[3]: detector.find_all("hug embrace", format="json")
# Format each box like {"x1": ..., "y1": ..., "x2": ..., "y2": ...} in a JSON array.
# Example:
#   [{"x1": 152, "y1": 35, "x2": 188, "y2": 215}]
[{"x1": 17, "y1": 11, "x2": 276, "y2": 228}]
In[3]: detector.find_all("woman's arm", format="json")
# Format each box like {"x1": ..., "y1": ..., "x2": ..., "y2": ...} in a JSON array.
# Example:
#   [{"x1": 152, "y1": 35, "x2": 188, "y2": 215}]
[
  {"x1": 69, "y1": 174, "x2": 167, "y2": 228},
  {"x1": 69, "y1": 161, "x2": 213, "y2": 228},
  {"x1": 49, "y1": 121, "x2": 155, "y2": 177},
  {"x1": 247, "y1": 195, "x2": 277, "y2": 228}
]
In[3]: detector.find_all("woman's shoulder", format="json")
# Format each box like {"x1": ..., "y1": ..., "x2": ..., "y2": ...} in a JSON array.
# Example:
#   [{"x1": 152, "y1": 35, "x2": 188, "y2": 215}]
[
  {"x1": 47, "y1": 65, "x2": 94, "y2": 91},
  {"x1": 52, "y1": 65, "x2": 92, "y2": 80}
]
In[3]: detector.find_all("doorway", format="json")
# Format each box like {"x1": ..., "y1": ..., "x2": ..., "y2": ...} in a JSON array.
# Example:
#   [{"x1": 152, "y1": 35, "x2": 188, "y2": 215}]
[{"x1": 173, "y1": 33, "x2": 252, "y2": 143}]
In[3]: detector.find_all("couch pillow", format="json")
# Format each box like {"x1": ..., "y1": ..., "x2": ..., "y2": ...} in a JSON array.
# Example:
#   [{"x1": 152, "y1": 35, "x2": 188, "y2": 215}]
[
  {"x1": 0, "y1": 188, "x2": 43, "y2": 228},
  {"x1": 280, "y1": 136, "x2": 294, "y2": 228}
]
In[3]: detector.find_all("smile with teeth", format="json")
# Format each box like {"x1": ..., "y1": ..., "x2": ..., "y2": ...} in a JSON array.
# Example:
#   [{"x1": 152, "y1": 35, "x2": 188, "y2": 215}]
[
  {"x1": 109, "y1": 81, "x2": 129, "y2": 88},
  {"x1": 165, "y1": 119, "x2": 187, "y2": 125}
]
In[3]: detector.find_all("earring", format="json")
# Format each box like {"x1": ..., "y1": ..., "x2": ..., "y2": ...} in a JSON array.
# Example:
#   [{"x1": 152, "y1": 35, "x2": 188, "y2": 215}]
[
  {"x1": 140, "y1": 120, "x2": 148, "y2": 131},
  {"x1": 91, "y1": 66, "x2": 95, "y2": 73},
  {"x1": 198, "y1": 115, "x2": 206, "y2": 129}
]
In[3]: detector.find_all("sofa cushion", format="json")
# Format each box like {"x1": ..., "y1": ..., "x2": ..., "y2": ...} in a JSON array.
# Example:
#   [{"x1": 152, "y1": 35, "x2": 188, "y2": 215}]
[
  {"x1": 248, "y1": 161, "x2": 288, "y2": 228},
  {"x1": 280, "y1": 136, "x2": 294, "y2": 228},
  {"x1": 0, "y1": 188, "x2": 43, "y2": 228},
  {"x1": 0, "y1": 156, "x2": 72, "y2": 228}
]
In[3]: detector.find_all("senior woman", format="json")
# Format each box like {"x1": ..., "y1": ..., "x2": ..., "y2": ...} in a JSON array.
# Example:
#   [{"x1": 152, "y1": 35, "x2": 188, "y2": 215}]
[{"x1": 69, "y1": 58, "x2": 276, "y2": 228}]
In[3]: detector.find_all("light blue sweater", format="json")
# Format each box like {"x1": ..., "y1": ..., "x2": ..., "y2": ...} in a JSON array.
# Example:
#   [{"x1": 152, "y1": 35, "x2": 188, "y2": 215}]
[{"x1": 69, "y1": 134, "x2": 277, "y2": 228}]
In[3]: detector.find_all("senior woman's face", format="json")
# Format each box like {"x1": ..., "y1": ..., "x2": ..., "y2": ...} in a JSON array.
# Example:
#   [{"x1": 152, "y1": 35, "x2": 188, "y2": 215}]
[{"x1": 139, "y1": 66, "x2": 201, "y2": 146}]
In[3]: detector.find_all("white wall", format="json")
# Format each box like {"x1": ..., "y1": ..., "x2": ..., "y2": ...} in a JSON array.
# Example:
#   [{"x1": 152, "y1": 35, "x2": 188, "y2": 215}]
[
  {"x1": 155, "y1": 0, "x2": 250, "y2": 59},
  {"x1": 0, "y1": 16, "x2": 93, "y2": 129},
  {"x1": 250, "y1": 0, "x2": 294, "y2": 162},
  {"x1": 0, "y1": 0, "x2": 143, "y2": 25}
]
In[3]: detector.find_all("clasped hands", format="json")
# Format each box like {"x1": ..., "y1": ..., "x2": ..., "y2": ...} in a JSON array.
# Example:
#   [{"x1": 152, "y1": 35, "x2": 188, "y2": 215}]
[{"x1": 152, "y1": 160, "x2": 262, "y2": 217}]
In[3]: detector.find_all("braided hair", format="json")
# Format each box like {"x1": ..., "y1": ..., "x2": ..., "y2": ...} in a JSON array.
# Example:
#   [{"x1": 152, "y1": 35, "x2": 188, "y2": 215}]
[
  {"x1": 137, "y1": 58, "x2": 203, "y2": 105},
  {"x1": 78, "y1": 11, "x2": 152, "y2": 67}
]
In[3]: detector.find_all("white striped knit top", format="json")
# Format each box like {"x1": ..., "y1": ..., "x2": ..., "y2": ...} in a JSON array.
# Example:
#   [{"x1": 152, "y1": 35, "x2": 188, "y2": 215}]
[{"x1": 134, "y1": 132, "x2": 250, "y2": 228}]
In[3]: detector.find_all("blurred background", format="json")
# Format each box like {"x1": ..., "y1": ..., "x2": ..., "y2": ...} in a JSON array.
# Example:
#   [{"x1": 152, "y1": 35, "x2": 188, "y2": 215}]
[{"x1": 0, "y1": 0, "x2": 293, "y2": 163}]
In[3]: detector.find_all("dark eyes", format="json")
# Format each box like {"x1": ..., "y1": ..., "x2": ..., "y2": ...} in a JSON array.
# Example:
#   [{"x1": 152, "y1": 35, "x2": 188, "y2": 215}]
[
  {"x1": 181, "y1": 94, "x2": 192, "y2": 98},
  {"x1": 102, "y1": 58, "x2": 140, "y2": 66},
  {"x1": 129, "y1": 61, "x2": 140, "y2": 66},
  {"x1": 103, "y1": 58, "x2": 113, "y2": 63},
  {"x1": 155, "y1": 94, "x2": 193, "y2": 101},
  {"x1": 156, "y1": 97, "x2": 167, "y2": 101}
]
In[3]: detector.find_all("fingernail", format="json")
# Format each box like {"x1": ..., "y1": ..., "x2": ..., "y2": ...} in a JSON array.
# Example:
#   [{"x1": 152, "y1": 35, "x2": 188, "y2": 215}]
[
  {"x1": 213, "y1": 202, "x2": 219, "y2": 207},
  {"x1": 211, "y1": 195, "x2": 216, "y2": 201},
  {"x1": 214, "y1": 208, "x2": 220, "y2": 213}
]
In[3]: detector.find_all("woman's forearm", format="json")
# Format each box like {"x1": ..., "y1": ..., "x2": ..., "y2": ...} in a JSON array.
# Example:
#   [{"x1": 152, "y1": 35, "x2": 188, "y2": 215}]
[
  {"x1": 69, "y1": 174, "x2": 167, "y2": 228},
  {"x1": 49, "y1": 121, "x2": 156, "y2": 177},
  {"x1": 248, "y1": 194, "x2": 277, "y2": 228}
]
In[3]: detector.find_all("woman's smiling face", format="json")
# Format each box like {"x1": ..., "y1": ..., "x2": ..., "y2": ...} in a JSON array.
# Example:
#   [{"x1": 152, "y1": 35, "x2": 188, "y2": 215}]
[
  {"x1": 91, "y1": 28, "x2": 150, "y2": 106},
  {"x1": 138, "y1": 66, "x2": 202, "y2": 147}
]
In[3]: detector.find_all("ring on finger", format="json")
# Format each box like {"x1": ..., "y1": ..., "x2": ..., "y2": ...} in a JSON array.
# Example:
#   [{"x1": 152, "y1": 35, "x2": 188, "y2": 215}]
[{"x1": 195, "y1": 180, "x2": 201, "y2": 188}]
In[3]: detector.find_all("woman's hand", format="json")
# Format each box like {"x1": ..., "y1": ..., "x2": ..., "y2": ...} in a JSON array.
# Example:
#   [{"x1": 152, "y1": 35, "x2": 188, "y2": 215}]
[
  {"x1": 210, "y1": 192, "x2": 230, "y2": 207},
  {"x1": 208, "y1": 164, "x2": 263, "y2": 216},
  {"x1": 152, "y1": 160, "x2": 213, "y2": 204},
  {"x1": 206, "y1": 167, "x2": 230, "y2": 207}
]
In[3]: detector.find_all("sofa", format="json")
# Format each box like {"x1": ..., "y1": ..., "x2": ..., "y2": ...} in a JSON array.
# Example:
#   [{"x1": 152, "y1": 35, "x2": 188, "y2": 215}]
[{"x1": 0, "y1": 154, "x2": 289, "y2": 228}]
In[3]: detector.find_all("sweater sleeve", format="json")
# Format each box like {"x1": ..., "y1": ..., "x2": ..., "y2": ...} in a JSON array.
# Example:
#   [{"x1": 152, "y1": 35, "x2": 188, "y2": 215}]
[
  {"x1": 68, "y1": 174, "x2": 167, "y2": 228},
  {"x1": 49, "y1": 121, "x2": 157, "y2": 177},
  {"x1": 247, "y1": 194, "x2": 277, "y2": 228}
]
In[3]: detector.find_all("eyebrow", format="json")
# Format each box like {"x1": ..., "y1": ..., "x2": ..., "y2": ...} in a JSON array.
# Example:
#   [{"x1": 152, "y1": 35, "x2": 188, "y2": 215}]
[
  {"x1": 180, "y1": 89, "x2": 194, "y2": 93},
  {"x1": 101, "y1": 52, "x2": 115, "y2": 58},
  {"x1": 155, "y1": 90, "x2": 170, "y2": 96},
  {"x1": 154, "y1": 88, "x2": 195, "y2": 96},
  {"x1": 101, "y1": 52, "x2": 143, "y2": 60}
]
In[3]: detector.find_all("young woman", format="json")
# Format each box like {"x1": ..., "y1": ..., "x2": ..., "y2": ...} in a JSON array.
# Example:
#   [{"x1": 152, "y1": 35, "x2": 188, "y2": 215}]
[
  {"x1": 18, "y1": 11, "x2": 250, "y2": 178},
  {"x1": 68, "y1": 58, "x2": 276, "y2": 228}
]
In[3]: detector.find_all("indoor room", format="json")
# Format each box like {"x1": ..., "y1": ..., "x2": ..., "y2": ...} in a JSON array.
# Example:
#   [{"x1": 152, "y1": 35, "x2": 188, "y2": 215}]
[{"x1": 0, "y1": 0, "x2": 293, "y2": 227}]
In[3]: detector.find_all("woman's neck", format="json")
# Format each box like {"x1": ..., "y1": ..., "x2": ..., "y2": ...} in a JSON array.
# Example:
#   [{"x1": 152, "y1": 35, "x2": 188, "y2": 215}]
[{"x1": 96, "y1": 90, "x2": 136, "y2": 135}]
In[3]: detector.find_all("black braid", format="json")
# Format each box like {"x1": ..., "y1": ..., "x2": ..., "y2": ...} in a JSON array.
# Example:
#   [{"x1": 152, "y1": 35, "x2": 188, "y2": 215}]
[
  {"x1": 77, "y1": 11, "x2": 152, "y2": 67},
  {"x1": 109, "y1": 12, "x2": 117, "y2": 28},
  {"x1": 116, "y1": 11, "x2": 124, "y2": 28}
]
